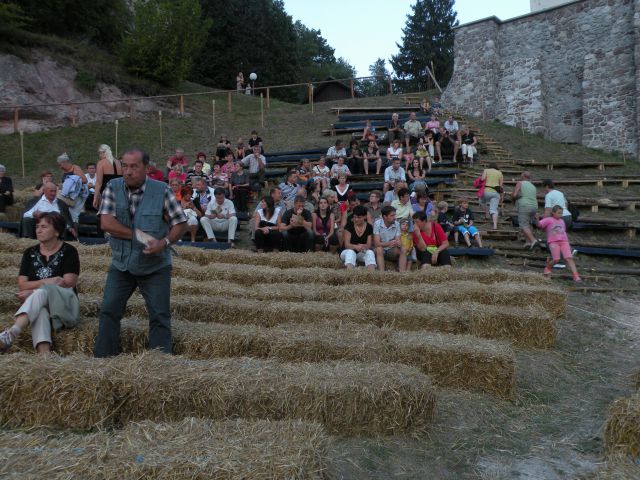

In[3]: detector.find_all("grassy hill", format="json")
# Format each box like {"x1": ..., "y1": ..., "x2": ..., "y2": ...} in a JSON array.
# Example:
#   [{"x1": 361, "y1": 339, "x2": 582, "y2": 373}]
[{"x1": 0, "y1": 85, "x2": 637, "y2": 189}]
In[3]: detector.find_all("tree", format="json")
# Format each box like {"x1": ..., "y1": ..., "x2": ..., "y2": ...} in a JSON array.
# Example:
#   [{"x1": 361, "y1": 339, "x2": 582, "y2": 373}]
[
  {"x1": 0, "y1": 2, "x2": 31, "y2": 38},
  {"x1": 5, "y1": 0, "x2": 130, "y2": 49},
  {"x1": 359, "y1": 58, "x2": 389, "y2": 97},
  {"x1": 294, "y1": 22, "x2": 356, "y2": 82},
  {"x1": 193, "y1": 0, "x2": 300, "y2": 96},
  {"x1": 120, "y1": 0, "x2": 211, "y2": 87},
  {"x1": 390, "y1": 0, "x2": 458, "y2": 91}
]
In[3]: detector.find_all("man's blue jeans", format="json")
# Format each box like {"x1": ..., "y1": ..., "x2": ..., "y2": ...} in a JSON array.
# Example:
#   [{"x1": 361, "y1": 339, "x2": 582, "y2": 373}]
[{"x1": 94, "y1": 265, "x2": 172, "y2": 357}]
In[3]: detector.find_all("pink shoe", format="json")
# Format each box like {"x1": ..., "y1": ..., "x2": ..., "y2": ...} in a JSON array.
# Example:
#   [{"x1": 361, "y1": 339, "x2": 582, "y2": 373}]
[
  {"x1": 573, "y1": 275, "x2": 582, "y2": 283},
  {"x1": 543, "y1": 267, "x2": 552, "y2": 276}
]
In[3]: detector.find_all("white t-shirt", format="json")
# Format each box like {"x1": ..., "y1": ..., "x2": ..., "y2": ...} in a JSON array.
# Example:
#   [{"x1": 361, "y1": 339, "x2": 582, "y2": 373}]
[
  {"x1": 257, "y1": 206, "x2": 281, "y2": 224},
  {"x1": 544, "y1": 190, "x2": 570, "y2": 217},
  {"x1": 205, "y1": 198, "x2": 236, "y2": 217},
  {"x1": 444, "y1": 120, "x2": 459, "y2": 133},
  {"x1": 23, "y1": 196, "x2": 61, "y2": 218},
  {"x1": 313, "y1": 165, "x2": 330, "y2": 177},
  {"x1": 387, "y1": 146, "x2": 402, "y2": 158},
  {"x1": 384, "y1": 166, "x2": 406, "y2": 183}
]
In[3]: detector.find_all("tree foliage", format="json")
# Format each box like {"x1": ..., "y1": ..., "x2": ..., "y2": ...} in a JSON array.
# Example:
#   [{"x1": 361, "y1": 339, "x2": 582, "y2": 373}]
[
  {"x1": 391, "y1": 0, "x2": 458, "y2": 91},
  {"x1": 0, "y1": 2, "x2": 31, "y2": 37},
  {"x1": 120, "y1": 0, "x2": 211, "y2": 87},
  {"x1": 193, "y1": 0, "x2": 355, "y2": 101},
  {"x1": 359, "y1": 58, "x2": 390, "y2": 97},
  {"x1": 2, "y1": 0, "x2": 130, "y2": 49}
]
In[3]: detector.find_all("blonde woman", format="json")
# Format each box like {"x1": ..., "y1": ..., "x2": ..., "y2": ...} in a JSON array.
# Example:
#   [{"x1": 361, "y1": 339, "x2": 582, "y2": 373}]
[{"x1": 93, "y1": 144, "x2": 121, "y2": 210}]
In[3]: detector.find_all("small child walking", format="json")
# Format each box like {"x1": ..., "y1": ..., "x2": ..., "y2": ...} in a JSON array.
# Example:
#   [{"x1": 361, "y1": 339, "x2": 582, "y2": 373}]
[{"x1": 538, "y1": 205, "x2": 581, "y2": 282}]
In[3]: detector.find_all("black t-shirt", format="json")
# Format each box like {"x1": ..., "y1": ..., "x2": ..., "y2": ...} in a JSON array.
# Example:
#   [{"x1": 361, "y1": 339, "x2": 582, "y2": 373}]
[
  {"x1": 282, "y1": 208, "x2": 312, "y2": 228},
  {"x1": 462, "y1": 132, "x2": 475, "y2": 145},
  {"x1": 19, "y1": 242, "x2": 80, "y2": 282},
  {"x1": 437, "y1": 212, "x2": 452, "y2": 232},
  {"x1": 453, "y1": 207, "x2": 474, "y2": 225},
  {"x1": 345, "y1": 222, "x2": 373, "y2": 245},
  {"x1": 248, "y1": 137, "x2": 264, "y2": 154}
]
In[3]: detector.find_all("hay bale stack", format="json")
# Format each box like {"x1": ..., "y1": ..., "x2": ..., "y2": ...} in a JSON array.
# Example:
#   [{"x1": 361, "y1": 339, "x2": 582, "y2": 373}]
[
  {"x1": 0, "y1": 289, "x2": 555, "y2": 348},
  {"x1": 19, "y1": 272, "x2": 562, "y2": 318},
  {"x1": 0, "y1": 233, "x2": 112, "y2": 257},
  {"x1": 0, "y1": 353, "x2": 113, "y2": 430},
  {"x1": 0, "y1": 418, "x2": 330, "y2": 479},
  {"x1": 604, "y1": 393, "x2": 640, "y2": 458},
  {"x1": 0, "y1": 251, "x2": 548, "y2": 287},
  {"x1": 14, "y1": 318, "x2": 514, "y2": 397},
  {"x1": 177, "y1": 247, "x2": 341, "y2": 269},
  {"x1": 0, "y1": 352, "x2": 436, "y2": 434}
]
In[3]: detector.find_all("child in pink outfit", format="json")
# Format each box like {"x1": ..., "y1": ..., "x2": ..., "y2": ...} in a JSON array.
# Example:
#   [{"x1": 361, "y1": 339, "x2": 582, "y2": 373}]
[{"x1": 538, "y1": 205, "x2": 581, "y2": 281}]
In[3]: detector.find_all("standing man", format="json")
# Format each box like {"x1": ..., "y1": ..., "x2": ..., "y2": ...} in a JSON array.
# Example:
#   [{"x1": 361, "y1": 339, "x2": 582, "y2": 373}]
[
  {"x1": 94, "y1": 148, "x2": 187, "y2": 357},
  {"x1": 240, "y1": 145, "x2": 266, "y2": 190}
]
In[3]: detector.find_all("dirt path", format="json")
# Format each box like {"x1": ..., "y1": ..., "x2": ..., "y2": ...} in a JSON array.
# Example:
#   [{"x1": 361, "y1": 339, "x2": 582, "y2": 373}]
[{"x1": 328, "y1": 292, "x2": 640, "y2": 479}]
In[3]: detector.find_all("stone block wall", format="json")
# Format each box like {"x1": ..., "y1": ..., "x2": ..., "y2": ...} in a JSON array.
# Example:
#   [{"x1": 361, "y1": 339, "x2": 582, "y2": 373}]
[{"x1": 442, "y1": 0, "x2": 639, "y2": 159}]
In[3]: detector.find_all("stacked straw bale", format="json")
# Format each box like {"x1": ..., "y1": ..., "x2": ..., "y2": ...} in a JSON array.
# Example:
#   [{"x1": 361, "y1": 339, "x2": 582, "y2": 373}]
[
  {"x1": 0, "y1": 251, "x2": 550, "y2": 288},
  {"x1": 0, "y1": 271, "x2": 562, "y2": 318},
  {"x1": 6, "y1": 318, "x2": 515, "y2": 397},
  {"x1": 0, "y1": 291, "x2": 556, "y2": 348},
  {"x1": 0, "y1": 352, "x2": 435, "y2": 434},
  {"x1": 604, "y1": 393, "x2": 640, "y2": 458},
  {"x1": 0, "y1": 418, "x2": 329, "y2": 479}
]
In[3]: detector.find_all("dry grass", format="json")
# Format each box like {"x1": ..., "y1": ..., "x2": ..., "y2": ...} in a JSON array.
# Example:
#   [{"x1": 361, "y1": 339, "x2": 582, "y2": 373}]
[
  {"x1": 604, "y1": 393, "x2": 640, "y2": 458},
  {"x1": 5, "y1": 317, "x2": 515, "y2": 397},
  {"x1": 0, "y1": 267, "x2": 565, "y2": 319},
  {"x1": 0, "y1": 251, "x2": 550, "y2": 288},
  {"x1": 0, "y1": 352, "x2": 436, "y2": 435},
  {"x1": 37, "y1": 271, "x2": 562, "y2": 318},
  {"x1": 0, "y1": 290, "x2": 556, "y2": 348},
  {"x1": 0, "y1": 418, "x2": 330, "y2": 479},
  {"x1": 177, "y1": 247, "x2": 341, "y2": 269}
]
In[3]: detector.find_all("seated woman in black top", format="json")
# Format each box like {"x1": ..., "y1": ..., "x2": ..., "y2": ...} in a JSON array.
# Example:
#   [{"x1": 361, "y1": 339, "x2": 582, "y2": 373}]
[
  {"x1": 312, "y1": 197, "x2": 339, "y2": 253},
  {"x1": 339, "y1": 205, "x2": 376, "y2": 270},
  {"x1": 0, "y1": 164, "x2": 14, "y2": 213},
  {"x1": 0, "y1": 212, "x2": 80, "y2": 354},
  {"x1": 253, "y1": 196, "x2": 283, "y2": 253}
]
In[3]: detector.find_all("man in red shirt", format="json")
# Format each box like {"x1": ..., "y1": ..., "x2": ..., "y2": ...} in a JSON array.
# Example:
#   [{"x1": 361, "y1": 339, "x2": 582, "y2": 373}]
[
  {"x1": 165, "y1": 148, "x2": 188, "y2": 172},
  {"x1": 147, "y1": 161, "x2": 165, "y2": 182}
]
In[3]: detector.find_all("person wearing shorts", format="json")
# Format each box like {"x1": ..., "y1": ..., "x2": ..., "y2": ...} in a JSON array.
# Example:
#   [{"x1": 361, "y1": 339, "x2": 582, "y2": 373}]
[
  {"x1": 537, "y1": 205, "x2": 581, "y2": 282},
  {"x1": 481, "y1": 162, "x2": 503, "y2": 229}
]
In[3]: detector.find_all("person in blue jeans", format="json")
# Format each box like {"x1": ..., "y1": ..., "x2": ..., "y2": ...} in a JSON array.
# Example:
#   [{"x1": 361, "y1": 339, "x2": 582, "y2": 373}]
[
  {"x1": 94, "y1": 148, "x2": 187, "y2": 357},
  {"x1": 452, "y1": 198, "x2": 483, "y2": 248}
]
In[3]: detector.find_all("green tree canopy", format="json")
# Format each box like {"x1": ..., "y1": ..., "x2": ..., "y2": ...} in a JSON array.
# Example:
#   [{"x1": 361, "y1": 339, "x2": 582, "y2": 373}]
[
  {"x1": 120, "y1": 0, "x2": 211, "y2": 87},
  {"x1": 2, "y1": 0, "x2": 129, "y2": 49},
  {"x1": 390, "y1": 0, "x2": 458, "y2": 91}
]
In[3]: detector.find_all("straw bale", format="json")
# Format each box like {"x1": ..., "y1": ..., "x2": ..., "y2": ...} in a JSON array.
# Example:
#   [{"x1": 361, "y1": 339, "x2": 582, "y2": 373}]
[
  {"x1": 586, "y1": 455, "x2": 640, "y2": 480},
  {"x1": 13, "y1": 317, "x2": 514, "y2": 397},
  {"x1": 604, "y1": 393, "x2": 640, "y2": 458},
  {"x1": 0, "y1": 233, "x2": 112, "y2": 257},
  {"x1": 6, "y1": 270, "x2": 560, "y2": 318},
  {"x1": 0, "y1": 418, "x2": 330, "y2": 479},
  {"x1": 0, "y1": 352, "x2": 436, "y2": 435},
  {"x1": 0, "y1": 353, "x2": 113, "y2": 430},
  {"x1": 177, "y1": 246, "x2": 341, "y2": 269},
  {"x1": 0, "y1": 250, "x2": 548, "y2": 289},
  {"x1": 0, "y1": 286, "x2": 554, "y2": 348}
]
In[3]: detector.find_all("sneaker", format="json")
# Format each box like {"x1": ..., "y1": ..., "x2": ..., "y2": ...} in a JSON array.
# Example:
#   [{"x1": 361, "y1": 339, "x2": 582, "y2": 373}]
[
  {"x1": 571, "y1": 249, "x2": 578, "y2": 257},
  {"x1": 529, "y1": 240, "x2": 539, "y2": 251},
  {"x1": 543, "y1": 267, "x2": 552, "y2": 276},
  {"x1": 553, "y1": 263, "x2": 566, "y2": 269},
  {"x1": 0, "y1": 328, "x2": 17, "y2": 352},
  {"x1": 573, "y1": 276, "x2": 582, "y2": 283}
]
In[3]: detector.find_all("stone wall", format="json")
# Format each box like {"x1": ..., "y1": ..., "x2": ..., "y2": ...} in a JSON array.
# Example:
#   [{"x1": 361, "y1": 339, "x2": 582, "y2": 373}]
[{"x1": 442, "y1": 0, "x2": 639, "y2": 159}]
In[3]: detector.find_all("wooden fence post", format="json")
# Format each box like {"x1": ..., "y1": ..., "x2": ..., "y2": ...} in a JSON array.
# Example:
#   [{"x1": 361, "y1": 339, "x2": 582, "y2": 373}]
[
  {"x1": 260, "y1": 93, "x2": 264, "y2": 128},
  {"x1": 115, "y1": 120, "x2": 119, "y2": 157},
  {"x1": 13, "y1": 108, "x2": 19, "y2": 134},
  {"x1": 212, "y1": 100, "x2": 216, "y2": 137},
  {"x1": 19, "y1": 130, "x2": 25, "y2": 178},
  {"x1": 309, "y1": 84, "x2": 314, "y2": 113},
  {"x1": 227, "y1": 91, "x2": 232, "y2": 113},
  {"x1": 387, "y1": 76, "x2": 393, "y2": 95},
  {"x1": 69, "y1": 104, "x2": 77, "y2": 126},
  {"x1": 350, "y1": 79, "x2": 354, "y2": 98},
  {"x1": 179, "y1": 95, "x2": 184, "y2": 117},
  {"x1": 158, "y1": 111, "x2": 163, "y2": 150},
  {"x1": 129, "y1": 100, "x2": 135, "y2": 120},
  {"x1": 266, "y1": 88, "x2": 270, "y2": 109}
]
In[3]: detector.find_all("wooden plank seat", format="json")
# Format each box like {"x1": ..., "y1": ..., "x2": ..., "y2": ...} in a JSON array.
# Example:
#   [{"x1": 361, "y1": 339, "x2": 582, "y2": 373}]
[{"x1": 329, "y1": 106, "x2": 419, "y2": 114}]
